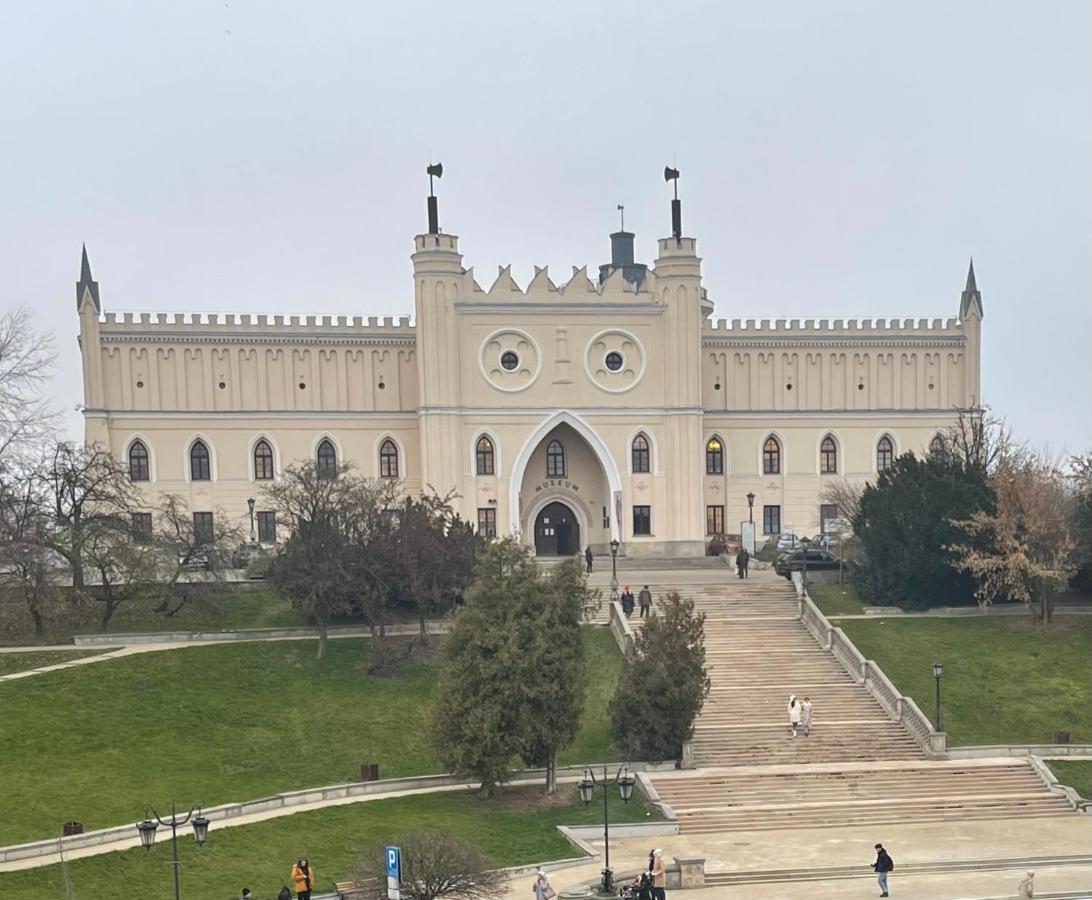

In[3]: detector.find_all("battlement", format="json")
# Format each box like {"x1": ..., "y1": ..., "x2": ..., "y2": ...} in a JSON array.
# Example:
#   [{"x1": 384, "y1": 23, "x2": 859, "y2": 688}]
[
  {"x1": 704, "y1": 316, "x2": 964, "y2": 336},
  {"x1": 460, "y1": 263, "x2": 661, "y2": 303},
  {"x1": 99, "y1": 311, "x2": 415, "y2": 333}
]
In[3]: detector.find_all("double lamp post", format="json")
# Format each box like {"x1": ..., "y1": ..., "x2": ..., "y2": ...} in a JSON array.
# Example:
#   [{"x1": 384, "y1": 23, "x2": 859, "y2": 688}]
[
  {"x1": 578, "y1": 764, "x2": 636, "y2": 895},
  {"x1": 136, "y1": 803, "x2": 210, "y2": 900}
]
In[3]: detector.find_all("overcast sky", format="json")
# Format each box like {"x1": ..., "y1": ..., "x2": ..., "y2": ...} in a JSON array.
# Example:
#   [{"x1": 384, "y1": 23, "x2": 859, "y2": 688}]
[{"x1": 2, "y1": 1, "x2": 1089, "y2": 451}]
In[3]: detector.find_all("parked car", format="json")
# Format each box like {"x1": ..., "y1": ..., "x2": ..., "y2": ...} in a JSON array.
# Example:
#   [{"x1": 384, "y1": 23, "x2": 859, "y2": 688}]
[
  {"x1": 774, "y1": 548, "x2": 846, "y2": 579},
  {"x1": 775, "y1": 532, "x2": 802, "y2": 552}
]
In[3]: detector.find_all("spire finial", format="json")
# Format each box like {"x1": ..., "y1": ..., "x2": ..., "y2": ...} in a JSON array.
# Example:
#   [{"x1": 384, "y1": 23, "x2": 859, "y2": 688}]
[
  {"x1": 965, "y1": 256, "x2": 977, "y2": 293},
  {"x1": 76, "y1": 243, "x2": 100, "y2": 311},
  {"x1": 959, "y1": 256, "x2": 983, "y2": 320},
  {"x1": 425, "y1": 162, "x2": 443, "y2": 235},
  {"x1": 617, "y1": 204, "x2": 625, "y2": 233},
  {"x1": 663, "y1": 166, "x2": 682, "y2": 241}
]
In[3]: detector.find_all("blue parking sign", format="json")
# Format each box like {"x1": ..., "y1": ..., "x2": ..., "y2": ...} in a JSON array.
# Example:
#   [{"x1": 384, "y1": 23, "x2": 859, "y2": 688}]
[{"x1": 386, "y1": 845, "x2": 400, "y2": 880}]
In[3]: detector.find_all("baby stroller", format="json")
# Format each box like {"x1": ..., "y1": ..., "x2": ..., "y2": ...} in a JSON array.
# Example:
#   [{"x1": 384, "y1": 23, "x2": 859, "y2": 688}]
[{"x1": 619, "y1": 871, "x2": 652, "y2": 900}]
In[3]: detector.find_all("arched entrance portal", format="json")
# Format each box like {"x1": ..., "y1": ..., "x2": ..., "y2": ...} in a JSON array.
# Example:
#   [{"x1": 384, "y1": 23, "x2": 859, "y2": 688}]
[{"x1": 534, "y1": 501, "x2": 581, "y2": 557}]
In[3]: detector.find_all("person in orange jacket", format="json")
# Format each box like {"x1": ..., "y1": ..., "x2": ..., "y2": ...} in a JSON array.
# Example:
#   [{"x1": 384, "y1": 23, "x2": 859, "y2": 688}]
[{"x1": 291, "y1": 858, "x2": 315, "y2": 900}]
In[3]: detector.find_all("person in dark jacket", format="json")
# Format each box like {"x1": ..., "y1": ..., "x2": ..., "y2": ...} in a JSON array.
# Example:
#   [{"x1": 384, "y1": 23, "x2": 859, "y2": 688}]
[
  {"x1": 872, "y1": 843, "x2": 893, "y2": 896},
  {"x1": 620, "y1": 585, "x2": 635, "y2": 618},
  {"x1": 735, "y1": 548, "x2": 746, "y2": 579},
  {"x1": 585, "y1": 546, "x2": 594, "y2": 573},
  {"x1": 638, "y1": 585, "x2": 652, "y2": 618},
  {"x1": 740, "y1": 548, "x2": 750, "y2": 578}
]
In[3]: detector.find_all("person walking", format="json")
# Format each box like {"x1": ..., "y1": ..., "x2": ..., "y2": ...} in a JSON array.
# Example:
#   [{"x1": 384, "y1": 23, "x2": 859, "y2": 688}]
[
  {"x1": 621, "y1": 585, "x2": 635, "y2": 618},
  {"x1": 1017, "y1": 870, "x2": 1035, "y2": 899},
  {"x1": 788, "y1": 695, "x2": 802, "y2": 738},
  {"x1": 872, "y1": 843, "x2": 893, "y2": 897},
  {"x1": 585, "y1": 546, "x2": 594, "y2": 573},
  {"x1": 650, "y1": 848, "x2": 667, "y2": 900},
  {"x1": 740, "y1": 547, "x2": 750, "y2": 578},
  {"x1": 638, "y1": 585, "x2": 652, "y2": 618},
  {"x1": 801, "y1": 696, "x2": 813, "y2": 737},
  {"x1": 735, "y1": 548, "x2": 746, "y2": 579},
  {"x1": 291, "y1": 857, "x2": 315, "y2": 900},
  {"x1": 532, "y1": 866, "x2": 556, "y2": 900}
]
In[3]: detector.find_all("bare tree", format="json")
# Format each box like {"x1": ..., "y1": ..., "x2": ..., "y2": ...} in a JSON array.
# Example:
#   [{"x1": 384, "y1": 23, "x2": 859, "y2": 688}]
[
  {"x1": 0, "y1": 463, "x2": 62, "y2": 635},
  {"x1": 39, "y1": 442, "x2": 139, "y2": 590},
  {"x1": 949, "y1": 448, "x2": 1076, "y2": 623},
  {"x1": 355, "y1": 831, "x2": 506, "y2": 900},
  {"x1": 264, "y1": 462, "x2": 398, "y2": 658},
  {"x1": 820, "y1": 477, "x2": 864, "y2": 522},
  {"x1": 938, "y1": 407, "x2": 1013, "y2": 475},
  {"x1": 0, "y1": 307, "x2": 57, "y2": 461}
]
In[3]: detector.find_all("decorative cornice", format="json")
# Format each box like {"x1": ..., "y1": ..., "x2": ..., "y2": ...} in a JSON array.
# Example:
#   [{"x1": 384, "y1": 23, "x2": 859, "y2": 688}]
[
  {"x1": 83, "y1": 409, "x2": 418, "y2": 420},
  {"x1": 456, "y1": 302, "x2": 663, "y2": 316}
]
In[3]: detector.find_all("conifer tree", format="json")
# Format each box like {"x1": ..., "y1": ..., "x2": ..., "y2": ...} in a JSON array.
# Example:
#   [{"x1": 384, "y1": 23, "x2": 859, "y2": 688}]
[{"x1": 610, "y1": 591, "x2": 709, "y2": 762}]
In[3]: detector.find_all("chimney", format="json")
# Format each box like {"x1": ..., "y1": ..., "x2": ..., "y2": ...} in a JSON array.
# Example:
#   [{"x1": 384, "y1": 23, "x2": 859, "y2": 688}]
[{"x1": 599, "y1": 231, "x2": 647, "y2": 286}]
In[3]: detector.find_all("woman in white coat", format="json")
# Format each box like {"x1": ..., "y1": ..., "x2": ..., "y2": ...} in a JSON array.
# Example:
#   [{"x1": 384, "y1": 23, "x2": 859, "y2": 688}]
[
  {"x1": 788, "y1": 695, "x2": 802, "y2": 737},
  {"x1": 532, "y1": 867, "x2": 555, "y2": 900},
  {"x1": 801, "y1": 696, "x2": 813, "y2": 737}
]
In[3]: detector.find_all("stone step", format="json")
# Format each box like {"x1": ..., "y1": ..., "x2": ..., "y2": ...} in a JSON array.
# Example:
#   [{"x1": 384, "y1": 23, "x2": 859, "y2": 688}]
[{"x1": 705, "y1": 853, "x2": 1092, "y2": 885}]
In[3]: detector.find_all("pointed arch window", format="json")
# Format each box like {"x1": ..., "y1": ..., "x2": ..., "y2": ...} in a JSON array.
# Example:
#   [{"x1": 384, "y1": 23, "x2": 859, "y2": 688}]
[
  {"x1": 929, "y1": 434, "x2": 948, "y2": 462},
  {"x1": 316, "y1": 438, "x2": 337, "y2": 479},
  {"x1": 877, "y1": 435, "x2": 895, "y2": 472},
  {"x1": 705, "y1": 437, "x2": 724, "y2": 475},
  {"x1": 632, "y1": 434, "x2": 650, "y2": 474},
  {"x1": 379, "y1": 439, "x2": 399, "y2": 479},
  {"x1": 253, "y1": 439, "x2": 274, "y2": 481},
  {"x1": 475, "y1": 436, "x2": 495, "y2": 476},
  {"x1": 546, "y1": 440, "x2": 565, "y2": 477},
  {"x1": 128, "y1": 440, "x2": 150, "y2": 482},
  {"x1": 189, "y1": 440, "x2": 211, "y2": 481},
  {"x1": 763, "y1": 437, "x2": 781, "y2": 475},
  {"x1": 820, "y1": 436, "x2": 838, "y2": 474}
]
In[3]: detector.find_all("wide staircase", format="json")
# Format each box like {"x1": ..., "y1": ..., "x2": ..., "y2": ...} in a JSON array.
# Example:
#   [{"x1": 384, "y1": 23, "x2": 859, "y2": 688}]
[
  {"x1": 686, "y1": 579, "x2": 920, "y2": 766},
  {"x1": 643, "y1": 577, "x2": 1074, "y2": 835}
]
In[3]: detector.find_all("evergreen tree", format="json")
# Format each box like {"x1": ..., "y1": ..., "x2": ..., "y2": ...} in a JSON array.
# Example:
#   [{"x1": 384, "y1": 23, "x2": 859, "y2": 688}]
[
  {"x1": 430, "y1": 540, "x2": 535, "y2": 795},
  {"x1": 853, "y1": 452, "x2": 994, "y2": 608},
  {"x1": 514, "y1": 558, "x2": 587, "y2": 793},
  {"x1": 610, "y1": 592, "x2": 709, "y2": 763}
]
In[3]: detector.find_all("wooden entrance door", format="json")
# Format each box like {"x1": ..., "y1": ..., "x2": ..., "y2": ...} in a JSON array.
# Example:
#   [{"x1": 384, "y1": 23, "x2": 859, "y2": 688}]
[{"x1": 534, "y1": 501, "x2": 580, "y2": 557}]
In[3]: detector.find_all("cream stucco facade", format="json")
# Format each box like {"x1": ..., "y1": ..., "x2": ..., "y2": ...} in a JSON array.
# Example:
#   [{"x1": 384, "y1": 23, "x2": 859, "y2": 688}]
[{"x1": 76, "y1": 200, "x2": 984, "y2": 557}]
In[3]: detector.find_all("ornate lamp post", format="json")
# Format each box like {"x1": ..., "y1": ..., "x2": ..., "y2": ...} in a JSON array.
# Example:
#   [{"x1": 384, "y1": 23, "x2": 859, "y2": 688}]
[
  {"x1": 247, "y1": 497, "x2": 256, "y2": 543},
  {"x1": 577, "y1": 765, "x2": 636, "y2": 894},
  {"x1": 609, "y1": 539, "x2": 620, "y2": 603},
  {"x1": 746, "y1": 492, "x2": 755, "y2": 524},
  {"x1": 932, "y1": 661, "x2": 944, "y2": 731},
  {"x1": 135, "y1": 803, "x2": 210, "y2": 900}
]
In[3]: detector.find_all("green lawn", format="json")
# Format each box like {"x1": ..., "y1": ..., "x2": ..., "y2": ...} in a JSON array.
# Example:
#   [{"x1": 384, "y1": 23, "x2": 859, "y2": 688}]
[
  {"x1": 839, "y1": 617, "x2": 1092, "y2": 746},
  {"x1": 5, "y1": 784, "x2": 660, "y2": 900},
  {"x1": 0, "y1": 649, "x2": 109, "y2": 676},
  {"x1": 1048, "y1": 760, "x2": 1092, "y2": 800},
  {"x1": 808, "y1": 584, "x2": 866, "y2": 616},
  {"x1": 0, "y1": 627, "x2": 621, "y2": 845}
]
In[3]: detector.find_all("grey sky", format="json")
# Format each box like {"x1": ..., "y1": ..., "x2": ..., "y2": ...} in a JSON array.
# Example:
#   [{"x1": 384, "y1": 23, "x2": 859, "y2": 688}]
[{"x1": 2, "y1": 1, "x2": 1089, "y2": 451}]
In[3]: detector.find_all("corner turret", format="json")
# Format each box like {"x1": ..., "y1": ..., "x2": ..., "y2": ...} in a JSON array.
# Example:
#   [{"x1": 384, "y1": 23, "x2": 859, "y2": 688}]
[
  {"x1": 959, "y1": 258, "x2": 983, "y2": 320},
  {"x1": 76, "y1": 244, "x2": 100, "y2": 311}
]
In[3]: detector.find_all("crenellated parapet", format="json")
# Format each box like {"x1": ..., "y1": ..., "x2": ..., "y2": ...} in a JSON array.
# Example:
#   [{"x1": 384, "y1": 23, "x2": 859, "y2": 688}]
[
  {"x1": 459, "y1": 263, "x2": 662, "y2": 304},
  {"x1": 98, "y1": 312, "x2": 416, "y2": 346},
  {"x1": 704, "y1": 316, "x2": 966, "y2": 348}
]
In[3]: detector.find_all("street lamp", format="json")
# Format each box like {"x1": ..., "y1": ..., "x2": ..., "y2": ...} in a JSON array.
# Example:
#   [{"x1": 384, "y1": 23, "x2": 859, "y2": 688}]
[
  {"x1": 932, "y1": 661, "x2": 944, "y2": 731},
  {"x1": 577, "y1": 764, "x2": 636, "y2": 894},
  {"x1": 746, "y1": 492, "x2": 755, "y2": 524},
  {"x1": 134, "y1": 803, "x2": 210, "y2": 900},
  {"x1": 247, "y1": 497, "x2": 256, "y2": 543},
  {"x1": 800, "y1": 535, "x2": 811, "y2": 592},
  {"x1": 609, "y1": 539, "x2": 620, "y2": 603}
]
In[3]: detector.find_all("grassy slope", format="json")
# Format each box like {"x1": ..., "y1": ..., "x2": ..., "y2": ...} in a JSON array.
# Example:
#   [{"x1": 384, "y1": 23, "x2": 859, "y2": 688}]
[
  {"x1": 2, "y1": 628, "x2": 621, "y2": 845},
  {"x1": 1048, "y1": 760, "x2": 1092, "y2": 800},
  {"x1": 808, "y1": 584, "x2": 866, "y2": 616},
  {"x1": 0, "y1": 649, "x2": 109, "y2": 677},
  {"x1": 5, "y1": 786, "x2": 660, "y2": 900},
  {"x1": 839, "y1": 617, "x2": 1092, "y2": 746}
]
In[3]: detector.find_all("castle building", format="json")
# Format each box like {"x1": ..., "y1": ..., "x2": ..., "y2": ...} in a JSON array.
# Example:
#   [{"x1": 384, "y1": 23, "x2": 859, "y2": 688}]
[{"x1": 76, "y1": 177, "x2": 983, "y2": 557}]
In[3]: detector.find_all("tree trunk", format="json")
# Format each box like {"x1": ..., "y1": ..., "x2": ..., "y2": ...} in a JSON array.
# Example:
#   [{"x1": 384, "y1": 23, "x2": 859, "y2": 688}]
[
  {"x1": 316, "y1": 622, "x2": 328, "y2": 659},
  {"x1": 100, "y1": 597, "x2": 120, "y2": 630},
  {"x1": 70, "y1": 554, "x2": 85, "y2": 592},
  {"x1": 28, "y1": 603, "x2": 44, "y2": 635},
  {"x1": 545, "y1": 750, "x2": 558, "y2": 795}
]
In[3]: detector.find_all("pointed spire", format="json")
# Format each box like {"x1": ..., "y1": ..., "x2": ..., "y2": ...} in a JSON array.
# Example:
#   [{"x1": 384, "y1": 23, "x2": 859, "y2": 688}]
[
  {"x1": 959, "y1": 257, "x2": 983, "y2": 320},
  {"x1": 76, "y1": 243, "x2": 100, "y2": 311},
  {"x1": 964, "y1": 257, "x2": 977, "y2": 293}
]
